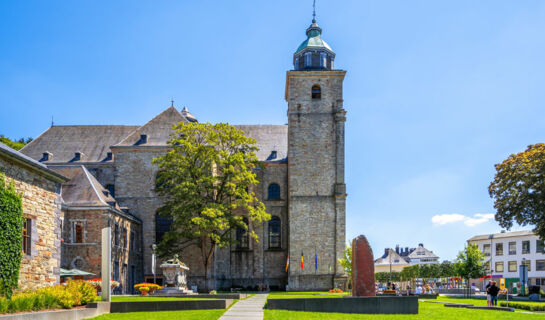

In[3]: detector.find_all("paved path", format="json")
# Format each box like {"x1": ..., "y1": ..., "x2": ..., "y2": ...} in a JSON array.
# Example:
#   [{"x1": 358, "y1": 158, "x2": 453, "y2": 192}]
[{"x1": 219, "y1": 293, "x2": 268, "y2": 320}]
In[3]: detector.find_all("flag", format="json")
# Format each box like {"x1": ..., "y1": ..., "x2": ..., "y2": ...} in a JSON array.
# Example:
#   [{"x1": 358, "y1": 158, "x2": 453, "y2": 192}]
[
  {"x1": 315, "y1": 252, "x2": 318, "y2": 271},
  {"x1": 285, "y1": 254, "x2": 290, "y2": 272},
  {"x1": 300, "y1": 252, "x2": 304, "y2": 270},
  {"x1": 328, "y1": 255, "x2": 332, "y2": 271}
]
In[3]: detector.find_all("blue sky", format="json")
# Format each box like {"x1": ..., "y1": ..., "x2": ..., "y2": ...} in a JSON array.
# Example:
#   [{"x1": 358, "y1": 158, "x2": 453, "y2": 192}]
[{"x1": 2, "y1": 0, "x2": 545, "y2": 261}]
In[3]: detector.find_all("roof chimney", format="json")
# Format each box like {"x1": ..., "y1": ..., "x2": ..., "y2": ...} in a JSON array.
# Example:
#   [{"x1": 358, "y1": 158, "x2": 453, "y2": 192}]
[
  {"x1": 395, "y1": 245, "x2": 400, "y2": 254},
  {"x1": 419, "y1": 243, "x2": 424, "y2": 247}
]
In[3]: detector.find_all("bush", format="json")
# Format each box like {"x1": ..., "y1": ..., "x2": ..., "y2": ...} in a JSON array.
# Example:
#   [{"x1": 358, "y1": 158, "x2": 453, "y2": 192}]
[
  {"x1": 65, "y1": 280, "x2": 97, "y2": 305},
  {"x1": 328, "y1": 288, "x2": 343, "y2": 293},
  {"x1": 209, "y1": 290, "x2": 217, "y2": 295},
  {"x1": 0, "y1": 297, "x2": 8, "y2": 313},
  {"x1": 0, "y1": 174, "x2": 24, "y2": 299},
  {"x1": 500, "y1": 301, "x2": 545, "y2": 311},
  {"x1": 134, "y1": 283, "x2": 163, "y2": 294}
]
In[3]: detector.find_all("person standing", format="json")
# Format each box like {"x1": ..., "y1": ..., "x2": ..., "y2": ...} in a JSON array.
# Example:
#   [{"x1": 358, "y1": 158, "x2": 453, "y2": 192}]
[
  {"x1": 485, "y1": 281, "x2": 492, "y2": 307},
  {"x1": 488, "y1": 281, "x2": 500, "y2": 306}
]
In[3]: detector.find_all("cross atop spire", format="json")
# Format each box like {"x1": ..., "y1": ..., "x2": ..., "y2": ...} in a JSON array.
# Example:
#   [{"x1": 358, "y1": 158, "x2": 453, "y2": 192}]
[
  {"x1": 312, "y1": 0, "x2": 316, "y2": 23},
  {"x1": 170, "y1": 98, "x2": 174, "y2": 107}
]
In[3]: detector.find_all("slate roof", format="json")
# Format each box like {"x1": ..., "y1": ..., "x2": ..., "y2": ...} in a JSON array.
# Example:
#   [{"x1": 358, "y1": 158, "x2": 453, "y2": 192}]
[
  {"x1": 468, "y1": 230, "x2": 536, "y2": 241},
  {"x1": 50, "y1": 165, "x2": 117, "y2": 207},
  {"x1": 234, "y1": 125, "x2": 288, "y2": 162},
  {"x1": 407, "y1": 244, "x2": 439, "y2": 260},
  {"x1": 20, "y1": 125, "x2": 139, "y2": 163},
  {"x1": 375, "y1": 249, "x2": 409, "y2": 266},
  {"x1": 114, "y1": 106, "x2": 187, "y2": 146},
  {"x1": 0, "y1": 142, "x2": 68, "y2": 183}
]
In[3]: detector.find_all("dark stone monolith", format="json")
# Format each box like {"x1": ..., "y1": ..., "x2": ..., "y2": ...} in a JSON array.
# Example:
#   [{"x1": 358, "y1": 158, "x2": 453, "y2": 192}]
[{"x1": 352, "y1": 235, "x2": 376, "y2": 296}]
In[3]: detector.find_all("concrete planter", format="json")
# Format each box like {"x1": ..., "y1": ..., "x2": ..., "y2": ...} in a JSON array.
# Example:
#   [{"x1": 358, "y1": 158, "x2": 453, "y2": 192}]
[
  {"x1": 109, "y1": 299, "x2": 232, "y2": 313},
  {"x1": 0, "y1": 302, "x2": 110, "y2": 320},
  {"x1": 267, "y1": 296, "x2": 418, "y2": 314}
]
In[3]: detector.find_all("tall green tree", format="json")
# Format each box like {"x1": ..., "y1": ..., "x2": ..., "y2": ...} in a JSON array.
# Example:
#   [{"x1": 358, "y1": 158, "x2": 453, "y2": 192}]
[
  {"x1": 338, "y1": 243, "x2": 352, "y2": 277},
  {"x1": 454, "y1": 243, "x2": 486, "y2": 281},
  {"x1": 0, "y1": 136, "x2": 32, "y2": 151},
  {"x1": 439, "y1": 261, "x2": 455, "y2": 277},
  {"x1": 489, "y1": 143, "x2": 545, "y2": 239},
  {"x1": 153, "y1": 122, "x2": 270, "y2": 289},
  {"x1": 0, "y1": 173, "x2": 24, "y2": 298}
]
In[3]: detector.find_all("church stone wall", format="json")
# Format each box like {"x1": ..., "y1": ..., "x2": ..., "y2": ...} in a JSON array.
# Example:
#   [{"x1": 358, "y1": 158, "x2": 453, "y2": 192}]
[
  {"x1": 286, "y1": 70, "x2": 347, "y2": 290},
  {"x1": 0, "y1": 157, "x2": 63, "y2": 291}
]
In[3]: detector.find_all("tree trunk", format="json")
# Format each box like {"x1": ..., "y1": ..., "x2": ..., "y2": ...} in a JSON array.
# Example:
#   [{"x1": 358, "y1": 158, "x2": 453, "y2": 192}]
[{"x1": 200, "y1": 237, "x2": 216, "y2": 292}]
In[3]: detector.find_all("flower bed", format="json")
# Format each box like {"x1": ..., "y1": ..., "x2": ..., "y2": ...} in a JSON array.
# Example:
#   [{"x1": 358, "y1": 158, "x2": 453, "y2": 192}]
[
  {"x1": 0, "y1": 280, "x2": 98, "y2": 314},
  {"x1": 86, "y1": 278, "x2": 120, "y2": 292},
  {"x1": 134, "y1": 283, "x2": 163, "y2": 295}
]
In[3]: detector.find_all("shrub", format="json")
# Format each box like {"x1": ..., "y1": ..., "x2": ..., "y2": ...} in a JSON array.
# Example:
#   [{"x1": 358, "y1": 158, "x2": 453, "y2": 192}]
[
  {"x1": 65, "y1": 280, "x2": 97, "y2": 305},
  {"x1": 209, "y1": 290, "x2": 217, "y2": 295},
  {"x1": 0, "y1": 297, "x2": 8, "y2": 313},
  {"x1": 500, "y1": 301, "x2": 545, "y2": 311},
  {"x1": 328, "y1": 288, "x2": 343, "y2": 293},
  {"x1": 0, "y1": 174, "x2": 24, "y2": 299}
]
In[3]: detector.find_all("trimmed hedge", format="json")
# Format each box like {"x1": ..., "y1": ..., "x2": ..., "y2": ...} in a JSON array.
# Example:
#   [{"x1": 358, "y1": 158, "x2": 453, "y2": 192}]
[
  {"x1": 0, "y1": 280, "x2": 98, "y2": 313},
  {"x1": 499, "y1": 301, "x2": 545, "y2": 311},
  {"x1": 0, "y1": 173, "x2": 24, "y2": 299}
]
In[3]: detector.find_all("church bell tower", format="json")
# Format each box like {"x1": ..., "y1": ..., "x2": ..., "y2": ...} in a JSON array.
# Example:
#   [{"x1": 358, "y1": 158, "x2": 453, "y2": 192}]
[{"x1": 286, "y1": 11, "x2": 348, "y2": 290}]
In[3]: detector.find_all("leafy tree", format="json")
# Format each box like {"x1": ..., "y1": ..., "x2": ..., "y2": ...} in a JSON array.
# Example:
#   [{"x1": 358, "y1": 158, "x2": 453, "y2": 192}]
[
  {"x1": 375, "y1": 271, "x2": 400, "y2": 283},
  {"x1": 153, "y1": 122, "x2": 270, "y2": 289},
  {"x1": 0, "y1": 136, "x2": 32, "y2": 151},
  {"x1": 338, "y1": 243, "x2": 352, "y2": 277},
  {"x1": 489, "y1": 143, "x2": 545, "y2": 239},
  {"x1": 0, "y1": 173, "x2": 24, "y2": 298},
  {"x1": 454, "y1": 243, "x2": 486, "y2": 280},
  {"x1": 439, "y1": 261, "x2": 455, "y2": 277}
]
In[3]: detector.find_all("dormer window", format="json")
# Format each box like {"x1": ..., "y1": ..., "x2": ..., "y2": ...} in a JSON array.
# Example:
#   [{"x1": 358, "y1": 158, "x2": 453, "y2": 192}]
[
  {"x1": 311, "y1": 85, "x2": 321, "y2": 99},
  {"x1": 40, "y1": 152, "x2": 52, "y2": 162},
  {"x1": 74, "y1": 152, "x2": 81, "y2": 161}
]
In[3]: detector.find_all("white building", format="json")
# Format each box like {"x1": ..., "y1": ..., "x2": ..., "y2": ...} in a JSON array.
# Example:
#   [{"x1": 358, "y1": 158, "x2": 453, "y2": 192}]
[{"x1": 468, "y1": 230, "x2": 545, "y2": 289}]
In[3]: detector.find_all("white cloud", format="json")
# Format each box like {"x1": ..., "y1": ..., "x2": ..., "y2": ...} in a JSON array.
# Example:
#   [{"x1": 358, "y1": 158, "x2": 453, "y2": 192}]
[{"x1": 431, "y1": 213, "x2": 495, "y2": 227}]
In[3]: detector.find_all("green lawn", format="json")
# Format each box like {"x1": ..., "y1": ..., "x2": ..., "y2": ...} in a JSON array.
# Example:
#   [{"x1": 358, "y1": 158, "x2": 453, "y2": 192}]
[
  {"x1": 86, "y1": 310, "x2": 225, "y2": 320},
  {"x1": 264, "y1": 301, "x2": 544, "y2": 320},
  {"x1": 110, "y1": 296, "x2": 217, "y2": 302}
]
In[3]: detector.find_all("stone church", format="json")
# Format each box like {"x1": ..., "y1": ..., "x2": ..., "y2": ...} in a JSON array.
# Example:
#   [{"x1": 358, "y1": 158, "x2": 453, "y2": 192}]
[{"x1": 20, "y1": 16, "x2": 347, "y2": 292}]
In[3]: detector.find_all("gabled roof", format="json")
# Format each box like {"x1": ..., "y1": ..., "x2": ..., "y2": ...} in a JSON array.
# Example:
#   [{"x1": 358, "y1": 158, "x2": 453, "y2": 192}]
[
  {"x1": 114, "y1": 106, "x2": 187, "y2": 146},
  {"x1": 50, "y1": 165, "x2": 116, "y2": 207},
  {"x1": 0, "y1": 142, "x2": 68, "y2": 183},
  {"x1": 408, "y1": 244, "x2": 439, "y2": 259},
  {"x1": 20, "y1": 125, "x2": 138, "y2": 163},
  {"x1": 234, "y1": 125, "x2": 288, "y2": 162},
  {"x1": 375, "y1": 249, "x2": 410, "y2": 266}
]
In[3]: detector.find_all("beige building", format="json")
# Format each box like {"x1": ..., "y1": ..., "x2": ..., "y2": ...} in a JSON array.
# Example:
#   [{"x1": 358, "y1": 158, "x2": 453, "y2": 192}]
[
  {"x1": 375, "y1": 249, "x2": 410, "y2": 273},
  {"x1": 0, "y1": 142, "x2": 68, "y2": 290},
  {"x1": 20, "y1": 15, "x2": 347, "y2": 291}
]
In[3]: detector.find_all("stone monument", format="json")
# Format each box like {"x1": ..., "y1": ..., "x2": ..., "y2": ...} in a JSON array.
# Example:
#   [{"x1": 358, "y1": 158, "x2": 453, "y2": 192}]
[
  {"x1": 158, "y1": 254, "x2": 190, "y2": 295},
  {"x1": 352, "y1": 235, "x2": 376, "y2": 297}
]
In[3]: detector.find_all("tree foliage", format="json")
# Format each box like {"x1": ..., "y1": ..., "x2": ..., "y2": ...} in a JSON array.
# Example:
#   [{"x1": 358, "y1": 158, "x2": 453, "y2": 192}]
[
  {"x1": 454, "y1": 243, "x2": 486, "y2": 280},
  {"x1": 375, "y1": 271, "x2": 400, "y2": 283},
  {"x1": 0, "y1": 136, "x2": 32, "y2": 151},
  {"x1": 153, "y1": 122, "x2": 270, "y2": 288},
  {"x1": 0, "y1": 173, "x2": 24, "y2": 298},
  {"x1": 338, "y1": 243, "x2": 352, "y2": 277},
  {"x1": 489, "y1": 143, "x2": 545, "y2": 239}
]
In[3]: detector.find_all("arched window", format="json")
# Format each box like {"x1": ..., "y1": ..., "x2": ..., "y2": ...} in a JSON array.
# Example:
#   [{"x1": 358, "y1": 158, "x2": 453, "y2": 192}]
[
  {"x1": 311, "y1": 85, "x2": 321, "y2": 99},
  {"x1": 268, "y1": 183, "x2": 281, "y2": 200},
  {"x1": 269, "y1": 216, "x2": 281, "y2": 249},
  {"x1": 155, "y1": 212, "x2": 173, "y2": 244},
  {"x1": 105, "y1": 184, "x2": 115, "y2": 198},
  {"x1": 236, "y1": 217, "x2": 249, "y2": 249}
]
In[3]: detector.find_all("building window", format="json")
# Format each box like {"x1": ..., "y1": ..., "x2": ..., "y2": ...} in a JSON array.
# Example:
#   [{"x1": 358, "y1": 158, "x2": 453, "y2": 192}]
[
  {"x1": 483, "y1": 244, "x2": 491, "y2": 257},
  {"x1": 295, "y1": 57, "x2": 299, "y2": 69},
  {"x1": 311, "y1": 85, "x2": 321, "y2": 99},
  {"x1": 268, "y1": 183, "x2": 281, "y2": 200},
  {"x1": 537, "y1": 240, "x2": 545, "y2": 253},
  {"x1": 105, "y1": 184, "x2": 115, "y2": 198},
  {"x1": 113, "y1": 260, "x2": 119, "y2": 281},
  {"x1": 305, "y1": 52, "x2": 312, "y2": 67},
  {"x1": 122, "y1": 227, "x2": 127, "y2": 249},
  {"x1": 72, "y1": 221, "x2": 84, "y2": 243},
  {"x1": 268, "y1": 216, "x2": 281, "y2": 249},
  {"x1": 536, "y1": 260, "x2": 545, "y2": 271},
  {"x1": 508, "y1": 261, "x2": 517, "y2": 272},
  {"x1": 495, "y1": 243, "x2": 503, "y2": 256},
  {"x1": 155, "y1": 212, "x2": 173, "y2": 244},
  {"x1": 130, "y1": 231, "x2": 135, "y2": 252},
  {"x1": 522, "y1": 259, "x2": 531, "y2": 271},
  {"x1": 320, "y1": 52, "x2": 326, "y2": 67},
  {"x1": 236, "y1": 217, "x2": 249, "y2": 249},
  {"x1": 22, "y1": 218, "x2": 31, "y2": 255},
  {"x1": 114, "y1": 224, "x2": 120, "y2": 246},
  {"x1": 495, "y1": 261, "x2": 504, "y2": 272},
  {"x1": 508, "y1": 242, "x2": 516, "y2": 255},
  {"x1": 522, "y1": 240, "x2": 530, "y2": 254}
]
